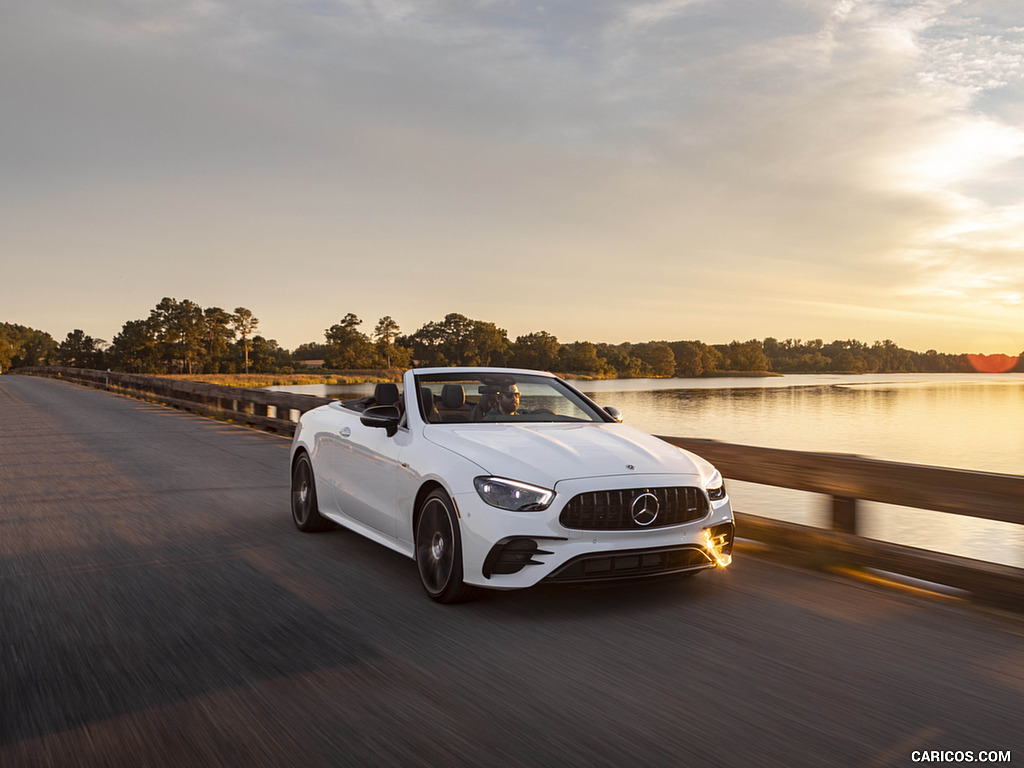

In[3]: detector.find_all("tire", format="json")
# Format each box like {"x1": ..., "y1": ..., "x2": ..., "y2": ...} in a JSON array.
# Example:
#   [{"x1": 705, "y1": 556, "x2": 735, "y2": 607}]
[
  {"x1": 291, "y1": 453, "x2": 332, "y2": 532},
  {"x1": 415, "y1": 489, "x2": 477, "y2": 604}
]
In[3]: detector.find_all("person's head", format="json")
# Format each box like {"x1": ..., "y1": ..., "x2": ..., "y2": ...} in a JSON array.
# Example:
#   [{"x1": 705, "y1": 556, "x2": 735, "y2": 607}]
[{"x1": 496, "y1": 384, "x2": 521, "y2": 414}]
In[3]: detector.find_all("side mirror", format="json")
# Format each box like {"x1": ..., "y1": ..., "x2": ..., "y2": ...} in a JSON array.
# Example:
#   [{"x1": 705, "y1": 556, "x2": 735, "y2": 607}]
[
  {"x1": 360, "y1": 405, "x2": 402, "y2": 436},
  {"x1": 604, "y1": 406, "x2": 623, "y2": 423}
]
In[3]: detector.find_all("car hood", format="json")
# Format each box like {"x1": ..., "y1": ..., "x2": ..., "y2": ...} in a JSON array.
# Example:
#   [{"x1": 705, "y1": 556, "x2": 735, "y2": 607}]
[{"x1": 423, "y1": 422, "x2": 708, "y2": 489}]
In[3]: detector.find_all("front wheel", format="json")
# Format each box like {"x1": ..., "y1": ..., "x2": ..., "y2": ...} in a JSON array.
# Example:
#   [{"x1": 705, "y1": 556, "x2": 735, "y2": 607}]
[
  {"x1": 415, "y1": 489, "x2": 477, "y2": 604},
  {"x1": 291, "y1": 453, "x2": 332, "y2": 532}
]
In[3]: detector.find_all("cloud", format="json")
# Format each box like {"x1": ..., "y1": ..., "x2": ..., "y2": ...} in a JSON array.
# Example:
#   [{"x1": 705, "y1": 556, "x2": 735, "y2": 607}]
[{"x1": 1, "y1": 0, "x2": 1022, "y2": 353}]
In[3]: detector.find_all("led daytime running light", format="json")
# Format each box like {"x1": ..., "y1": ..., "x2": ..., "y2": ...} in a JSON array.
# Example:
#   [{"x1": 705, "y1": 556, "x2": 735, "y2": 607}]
[{"x1": 474, "y1": 477, "x2": 554, "y2": 511}]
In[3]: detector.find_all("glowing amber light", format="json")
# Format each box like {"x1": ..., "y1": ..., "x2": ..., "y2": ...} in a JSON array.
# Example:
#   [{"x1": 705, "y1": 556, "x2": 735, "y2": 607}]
[
  {"x1": 967, "y1": 354, "x2": 1020, "y2": 374},
  {"x1": 704, "y1": 530, "x2": 732, "y2": 568}
]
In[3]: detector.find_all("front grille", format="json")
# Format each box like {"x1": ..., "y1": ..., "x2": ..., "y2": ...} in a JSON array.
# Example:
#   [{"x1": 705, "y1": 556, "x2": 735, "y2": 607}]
[
  {"x1": 559, "y1": 487, "x2": 709, "y2": 530},
  {"x1": 544, "y1": 546, "x2": 714, "y2": 583}
]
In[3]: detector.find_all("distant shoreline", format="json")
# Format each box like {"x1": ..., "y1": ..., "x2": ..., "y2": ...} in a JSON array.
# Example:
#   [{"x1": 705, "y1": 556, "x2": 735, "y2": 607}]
[
  {"x1": 696, "y1": 370, "x2": 784, "y2": 378},
  {"x1": 165, "y1": 368, "x2": 797, "y2": 387}
]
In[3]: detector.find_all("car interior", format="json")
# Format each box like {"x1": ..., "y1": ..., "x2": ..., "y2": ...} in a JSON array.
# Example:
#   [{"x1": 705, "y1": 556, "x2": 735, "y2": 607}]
[
  {"x1": 344, "y1": 377, "x2": 597, "y2": 425},
  {"x1": 342, "y1": 381, "x2": 480, "y2": 423}
]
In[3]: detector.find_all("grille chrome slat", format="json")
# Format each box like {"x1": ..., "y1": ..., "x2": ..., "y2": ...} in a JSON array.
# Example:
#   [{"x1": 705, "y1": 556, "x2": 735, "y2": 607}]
[{"x1": 560, "y1": 486, "x2": 709, "y2": 531}]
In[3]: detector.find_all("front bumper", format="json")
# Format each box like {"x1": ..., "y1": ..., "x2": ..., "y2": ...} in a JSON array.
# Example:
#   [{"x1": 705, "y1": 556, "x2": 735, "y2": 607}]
[{"x1": 453, "y1": 474, "x2": 734, "y2": 590}]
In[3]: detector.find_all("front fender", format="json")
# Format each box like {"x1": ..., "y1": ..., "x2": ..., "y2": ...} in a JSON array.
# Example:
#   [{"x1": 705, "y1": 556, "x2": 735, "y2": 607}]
[{"x1": 396, "y1": 427, "x2": 488, "y2": 546}]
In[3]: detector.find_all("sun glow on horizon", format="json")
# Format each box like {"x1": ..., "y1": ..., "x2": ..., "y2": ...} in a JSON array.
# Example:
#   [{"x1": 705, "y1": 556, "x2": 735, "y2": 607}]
[{"x1": 967, "y1": 354, "x2": 1021, "y2": 374}]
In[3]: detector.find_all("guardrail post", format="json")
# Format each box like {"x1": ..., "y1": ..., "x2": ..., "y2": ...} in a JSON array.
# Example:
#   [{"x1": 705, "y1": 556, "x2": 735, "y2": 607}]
[{"x1": 832, "y1": 496, "x2": 858, "y2": 535}]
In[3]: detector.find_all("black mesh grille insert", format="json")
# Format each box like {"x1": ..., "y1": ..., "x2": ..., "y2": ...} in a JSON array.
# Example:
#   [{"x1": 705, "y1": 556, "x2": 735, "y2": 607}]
[
  {"x1": 544, "y1": 546, "x2": 714, "y2": 583},
  {"x1": 559, "y1": 487, "x2": 709, "y2": 530}
]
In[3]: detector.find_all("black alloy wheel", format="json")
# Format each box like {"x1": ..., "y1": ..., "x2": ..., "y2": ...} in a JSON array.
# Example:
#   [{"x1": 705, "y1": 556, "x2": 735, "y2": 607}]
[
  {"x1": 291, "y1": 453, "x2": 332, "y2": 532},
  {"x1": 415, "y1": 489, "x2": 476, "y2": 603}
]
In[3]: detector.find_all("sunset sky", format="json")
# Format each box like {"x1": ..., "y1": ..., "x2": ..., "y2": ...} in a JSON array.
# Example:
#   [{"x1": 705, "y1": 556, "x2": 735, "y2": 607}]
[{"x1": 2, "y1": 0, "x2": 1022, "y2": 354}]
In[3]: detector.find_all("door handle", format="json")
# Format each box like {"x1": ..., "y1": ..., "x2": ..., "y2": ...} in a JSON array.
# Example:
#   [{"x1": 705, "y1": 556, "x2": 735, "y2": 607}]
[{"x1": 340, "y1": 427, "x2": 351, "y2": 438}]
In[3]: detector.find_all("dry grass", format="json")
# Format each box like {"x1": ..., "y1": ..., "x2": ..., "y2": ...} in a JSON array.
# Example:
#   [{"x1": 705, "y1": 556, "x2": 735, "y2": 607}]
[{"x1": 165, "y1": 372, "x2": 400, "y2": 388}]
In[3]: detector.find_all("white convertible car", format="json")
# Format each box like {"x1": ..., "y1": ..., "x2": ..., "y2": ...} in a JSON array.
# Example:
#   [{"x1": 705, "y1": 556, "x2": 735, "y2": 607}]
[{"x1": 289, "y1": 367, "x2": 734, "y2": 602}]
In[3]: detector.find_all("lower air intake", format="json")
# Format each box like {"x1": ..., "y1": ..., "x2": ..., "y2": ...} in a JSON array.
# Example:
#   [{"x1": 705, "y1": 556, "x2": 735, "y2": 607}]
[{"x1": 543, "y1": 545, "x2": 714, "y2": 584}]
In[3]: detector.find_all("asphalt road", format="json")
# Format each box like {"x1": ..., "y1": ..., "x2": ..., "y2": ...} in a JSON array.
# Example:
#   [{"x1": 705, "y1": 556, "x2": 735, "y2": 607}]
[{"x1": 1, "y1": 375, "x2": 1021, "y2": 768}]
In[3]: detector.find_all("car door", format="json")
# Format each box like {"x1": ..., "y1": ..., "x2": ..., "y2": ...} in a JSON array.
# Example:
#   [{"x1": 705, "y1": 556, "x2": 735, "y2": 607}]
[
  {"x1": 310, "y1": 403, "x2": 349, "y2": 518},
  {"x1": 330, "y1": 409, "x2": 409, "y2": 539}
]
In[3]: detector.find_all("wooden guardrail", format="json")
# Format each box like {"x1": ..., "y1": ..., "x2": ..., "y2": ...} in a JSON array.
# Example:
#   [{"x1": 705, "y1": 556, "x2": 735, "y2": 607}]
[
  {"x1": 11, "y1": 368, "x2": 1024, "y2": 610},
  {"x1": 660, "y1": 436, "x2": 1024, "y2": 611},
  {"x1": 657, "y1": 437, "x2": 1024, "y2": 530},
  {"x1": 13, "y1": 367, "x2": 329, "y2": 435}
]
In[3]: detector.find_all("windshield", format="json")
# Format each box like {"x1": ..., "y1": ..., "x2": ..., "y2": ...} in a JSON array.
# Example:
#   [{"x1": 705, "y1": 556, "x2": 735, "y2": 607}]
[{"x1": 413, "y1": 372, "x2": 608, "y2": 424}]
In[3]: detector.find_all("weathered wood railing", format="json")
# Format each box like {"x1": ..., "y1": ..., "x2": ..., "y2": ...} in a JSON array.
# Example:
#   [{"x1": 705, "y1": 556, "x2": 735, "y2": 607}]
[
  {"x1": 13, "y1": 367, "x2": 330, "y2": 434},
  {"x1": 660, "y1": 436, "x2": 1024, "y2": 610},
  {"x1": 658, "y1": 437, "x2": 1024, "y2": 532},
  {"x1": 11, "y1": 368, "x2": 1024, "y2": 609}
]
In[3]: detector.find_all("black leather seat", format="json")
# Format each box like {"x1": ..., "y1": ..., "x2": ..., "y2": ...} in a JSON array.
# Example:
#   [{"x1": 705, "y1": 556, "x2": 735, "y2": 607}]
[
  {"x1": 471, "y1": 389, "x2": 497, "y2": 421},
  {"x1": 436, "y1": 384, "x2": 470, "y2": 422},
  {"x1": 420, "y1": 386, "x2": 440, "y2": 423},
  {"x1": 373, "y1": 382, "x2": 400, "y2": 406}
]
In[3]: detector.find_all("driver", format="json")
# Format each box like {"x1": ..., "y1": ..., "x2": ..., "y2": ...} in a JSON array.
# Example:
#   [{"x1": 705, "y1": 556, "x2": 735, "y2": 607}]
[
  {"x1": 494, "y1": 384, "x2": 521, "y2": 416},
  {"x1": 481, "y1": 384, "x2": 522, "y2": 420},
  {"x1": 479, "y1": 383, "x2": 561, "y2": 421}
]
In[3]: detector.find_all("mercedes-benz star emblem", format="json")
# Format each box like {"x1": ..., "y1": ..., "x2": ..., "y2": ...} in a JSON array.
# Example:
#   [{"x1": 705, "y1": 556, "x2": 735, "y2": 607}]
[{"x1": 631, "y1": 491, "x2": 660, "y2": 526}]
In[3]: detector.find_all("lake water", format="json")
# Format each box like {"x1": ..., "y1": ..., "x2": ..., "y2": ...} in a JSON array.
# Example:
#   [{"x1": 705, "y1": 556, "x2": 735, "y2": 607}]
[{"x1": 269, "y1": 373, "x2": 1024, "y2": 567}]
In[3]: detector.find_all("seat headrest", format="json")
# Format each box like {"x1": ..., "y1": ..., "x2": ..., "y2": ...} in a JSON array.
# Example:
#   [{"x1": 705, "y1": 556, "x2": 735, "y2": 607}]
[
  {"x1": 441, "y1": 384, "x2": 465, "y2": 408},
  {"x1": 374, "y1": 382, "x2": 400, "y2": 406}
]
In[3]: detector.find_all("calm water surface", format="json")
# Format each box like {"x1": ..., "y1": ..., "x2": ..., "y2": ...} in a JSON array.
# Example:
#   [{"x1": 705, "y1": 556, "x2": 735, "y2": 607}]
[{"x1": 271, "y1": 373, "x2": 1024, "y2": 566}]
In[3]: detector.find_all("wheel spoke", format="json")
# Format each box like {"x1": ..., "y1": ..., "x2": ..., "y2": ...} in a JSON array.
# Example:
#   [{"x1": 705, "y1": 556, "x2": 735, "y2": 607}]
[
  {"x1": 291, "y1": 464, "x2": 308, "y2": 524},
  {"x1": 429, "y1": 558, "x2": 444, "y2": 591}
]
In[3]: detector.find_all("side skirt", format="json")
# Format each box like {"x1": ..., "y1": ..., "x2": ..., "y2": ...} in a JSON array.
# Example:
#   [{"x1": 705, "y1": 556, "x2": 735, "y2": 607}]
[{"x1": 319, "y1": 510, "x2": 415, "y2": 560}]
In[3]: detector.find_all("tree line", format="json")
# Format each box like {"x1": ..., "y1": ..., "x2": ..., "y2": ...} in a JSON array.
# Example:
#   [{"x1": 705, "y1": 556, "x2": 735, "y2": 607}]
[
  {"x1": 3, "y1": 299, "x2": 1022, "y2": 377},
  {"x1": 1, "y1": 299, "x2": 278, "y2": 375}
]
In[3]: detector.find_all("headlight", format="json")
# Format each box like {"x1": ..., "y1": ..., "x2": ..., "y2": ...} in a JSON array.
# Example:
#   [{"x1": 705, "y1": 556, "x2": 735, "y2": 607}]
[
  {"x1": 474, "y1": 477, "x2": 554, "y2": 511},
  {"x1": 704, "y1": 468, "x2": 727, "y2": 501}
]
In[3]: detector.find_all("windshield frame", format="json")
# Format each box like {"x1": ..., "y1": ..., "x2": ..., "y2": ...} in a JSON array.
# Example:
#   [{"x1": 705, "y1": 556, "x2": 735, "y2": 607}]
[{"x1": 412, "y1": 371, "x2": 614, "y2": 425}]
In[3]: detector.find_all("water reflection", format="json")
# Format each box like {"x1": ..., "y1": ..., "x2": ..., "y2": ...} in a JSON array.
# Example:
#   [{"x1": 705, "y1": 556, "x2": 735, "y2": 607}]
[{"x1": 577, "y1": 376, "x2": 1024, "y2": 476}]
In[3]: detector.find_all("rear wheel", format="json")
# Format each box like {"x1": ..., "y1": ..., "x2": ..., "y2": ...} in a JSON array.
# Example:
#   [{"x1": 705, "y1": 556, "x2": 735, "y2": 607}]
[
  {"x1": 415, "y1": 489, "x2": 477, "y2": 603},
  {"x1": 291, "y1": 453, "x2": 332, "y2": 532}
]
